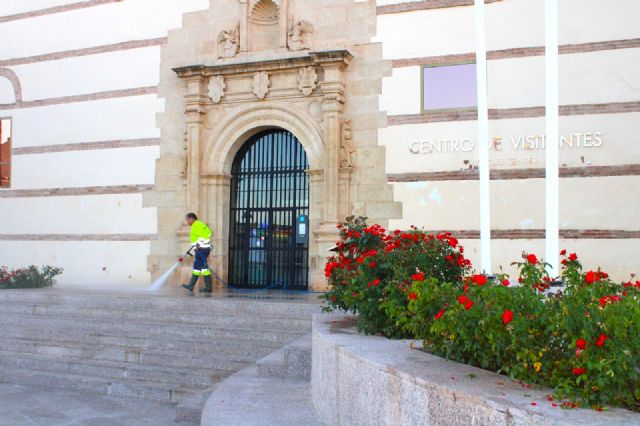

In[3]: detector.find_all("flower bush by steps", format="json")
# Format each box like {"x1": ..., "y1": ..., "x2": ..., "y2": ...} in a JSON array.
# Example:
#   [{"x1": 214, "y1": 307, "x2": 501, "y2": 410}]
[
  {"x1": 0, "y1": 265, "x2": 63, "y2": 289},
  {"x1": 323, "y1": 216, "x2": 470, "y2": 337},
  {"x1": 323, "y1": 217, "x2": 640, "y2": 412}
]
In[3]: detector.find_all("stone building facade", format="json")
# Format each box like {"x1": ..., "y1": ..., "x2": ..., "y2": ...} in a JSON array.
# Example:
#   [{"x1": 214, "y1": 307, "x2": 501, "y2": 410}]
[
  {"x1": 149, "y1": 0, "x2": 399, "y2": 289},
  {"x1": 0, "y1": 0, "x2": 638, "y2": 288}
]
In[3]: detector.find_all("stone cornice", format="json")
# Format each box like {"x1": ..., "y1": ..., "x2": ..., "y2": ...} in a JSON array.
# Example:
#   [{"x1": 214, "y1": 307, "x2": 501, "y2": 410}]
[{"x1": 173, "y1": 50, "x2": 353, "y2": 78}]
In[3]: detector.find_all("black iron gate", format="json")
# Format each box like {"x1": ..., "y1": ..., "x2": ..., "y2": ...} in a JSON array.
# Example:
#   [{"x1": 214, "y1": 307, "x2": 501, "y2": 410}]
[{"x1": 228, "y1": 129, "x2": 309, "y2": 290}]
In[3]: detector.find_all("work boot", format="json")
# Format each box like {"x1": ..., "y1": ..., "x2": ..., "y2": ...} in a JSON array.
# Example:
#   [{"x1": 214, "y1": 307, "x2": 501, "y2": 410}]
[
  {"x1": 199, "y1": 275, "x2": 213, "y2": 293},
  {"x1": 182, "y1": 274, "x2": 198, "y2": 292}
]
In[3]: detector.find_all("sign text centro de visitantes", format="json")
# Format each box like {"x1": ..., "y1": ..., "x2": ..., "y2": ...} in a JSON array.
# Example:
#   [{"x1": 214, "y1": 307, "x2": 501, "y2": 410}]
[{"x1": 409, "y1": 132, "x2": 604, "y2": 155}]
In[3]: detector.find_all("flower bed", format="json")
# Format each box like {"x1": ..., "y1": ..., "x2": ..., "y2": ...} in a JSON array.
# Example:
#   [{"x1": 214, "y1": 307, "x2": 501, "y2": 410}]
[
  {"x1": 0, "y1": 265, "x2": 63, "y2": 289},
  {"x1": 323, "y1": 217, "x2": 640, "y2": 412}
]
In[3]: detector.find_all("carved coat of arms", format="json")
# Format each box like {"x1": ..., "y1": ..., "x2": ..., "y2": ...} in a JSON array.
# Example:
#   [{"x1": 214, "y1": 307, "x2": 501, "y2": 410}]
[
  {"x1": 252, "y1": 71, "x2": 270, "y2": 100},
  {"x1": 298, "y1": 67, "x2": 318, "y2": 96},
  {"x1": 208, "y1": 75, "x2": 226, "y2": 104}
]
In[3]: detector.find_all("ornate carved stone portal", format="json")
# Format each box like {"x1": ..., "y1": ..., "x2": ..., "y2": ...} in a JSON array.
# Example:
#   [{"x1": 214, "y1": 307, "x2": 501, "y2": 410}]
[
  {"x1": 173, "y1": 50, "x2": 353, "y2": 290},
  {"x1": 151, "y1": 0, "x2": 399, "y2": 291}
]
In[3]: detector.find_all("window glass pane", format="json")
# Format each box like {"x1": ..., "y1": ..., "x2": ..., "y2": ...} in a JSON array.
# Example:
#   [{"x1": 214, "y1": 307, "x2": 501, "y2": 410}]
[
  {"x1": 423, "y1": 63, "x2": 477, "y2": 111},
  {"x1": 0, "y1": 118, "x2": 11, "y2": 188}
]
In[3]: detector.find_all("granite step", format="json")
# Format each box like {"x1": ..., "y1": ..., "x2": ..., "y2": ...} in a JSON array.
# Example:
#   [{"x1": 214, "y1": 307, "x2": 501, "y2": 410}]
[
  {"x1": 0, "y1": 290, "x2": 322, "y2": 318},
  {"x1": 0, "y1": 336, "x2": 274, "y2": 371},
  {"x1": 0, "y1": 301, "x2": 313, "y2": 331},
  {"x1": 0, "y1": 313, "x2": 305, "y2": 343},
  {"x1": 0, "y1": 367, "x2": 202, "y2": 403},
  {"x1": 0, "y1": 349, "x2": 224, "y2": 388},
  {"x1": 0, "y1": 331, "x2": 285, "y2": 359},
  {"x1": 256, "y1": 334, "x2": 312, "y2": 381}
]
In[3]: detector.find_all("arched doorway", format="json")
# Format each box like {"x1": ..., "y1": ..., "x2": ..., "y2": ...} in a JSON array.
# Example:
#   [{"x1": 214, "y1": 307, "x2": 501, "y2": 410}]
[{"x1": 228, "y1": 129, "x2": 310, "y2": 290}]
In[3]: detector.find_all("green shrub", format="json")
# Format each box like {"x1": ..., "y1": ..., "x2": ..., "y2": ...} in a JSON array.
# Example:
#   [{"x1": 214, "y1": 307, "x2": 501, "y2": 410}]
[
  {"x1": 322, "y1": 216, "x2": 471, "y2": 337},
  {"x1": 324, "y1": 219, "x2": 640, "y2": 412},
  {"x1": 0, "y1": 265, "x2": 63, "y2": 289}
]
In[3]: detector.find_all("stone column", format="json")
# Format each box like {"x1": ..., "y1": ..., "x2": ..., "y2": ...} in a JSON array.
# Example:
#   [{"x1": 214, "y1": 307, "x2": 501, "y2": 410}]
[
  {"x1": 202, "y1": 174, "x2": 231, "y2": 286},
  {"x1": 338, "y1": 167, "x2": 352, "y2": 220},
  {"x1": 320, "y1": 96, "x2": 342, "y2": 228},
  {"x1": 315, "y1": 54, "x2": 348, "y2": 234},
  {"x1": 184, "y1": 76, "x2": 208, "y2": 214},
  {"x1": 307, "y1": 168, "x2": 328, "y2": 291},
  {"x1": 279, "y1": 0, "x2": 289, "y2": 48},
  {"x1": 240, "y1": 0, "x2": 249, "y2": 52}
]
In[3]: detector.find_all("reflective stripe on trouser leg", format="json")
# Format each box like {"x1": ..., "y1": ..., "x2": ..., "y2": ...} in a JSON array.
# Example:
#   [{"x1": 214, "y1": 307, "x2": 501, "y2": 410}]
[{"x1": 193, "y1": 247, "x2": 211, "y2": 277}]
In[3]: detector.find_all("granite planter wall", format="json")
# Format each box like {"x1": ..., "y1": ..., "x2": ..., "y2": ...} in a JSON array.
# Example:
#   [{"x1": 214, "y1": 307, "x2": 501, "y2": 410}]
[{"x1": 311, "y1": 315, "x2": 639, "y2": 426}]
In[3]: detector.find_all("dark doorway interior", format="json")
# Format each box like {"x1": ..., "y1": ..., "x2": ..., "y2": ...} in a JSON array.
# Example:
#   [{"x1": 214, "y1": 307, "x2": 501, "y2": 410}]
[{"x1": 228, "y1": 129, "x2": 310, "y2": 290}]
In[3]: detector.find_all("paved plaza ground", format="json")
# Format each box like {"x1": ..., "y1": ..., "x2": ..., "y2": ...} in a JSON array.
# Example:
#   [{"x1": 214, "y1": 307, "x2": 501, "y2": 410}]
[{"x1": 0, "y1": 383, "x2": 196, "y2": 426}]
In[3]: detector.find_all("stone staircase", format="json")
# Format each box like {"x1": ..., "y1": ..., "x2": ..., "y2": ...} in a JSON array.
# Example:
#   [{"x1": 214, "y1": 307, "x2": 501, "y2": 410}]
[
  {"x1": 0, "y1": 289, "x2": 320, "y2": 411},
  {"x1": 200, "y1": 333, "x2": 321, "y2": 425}
]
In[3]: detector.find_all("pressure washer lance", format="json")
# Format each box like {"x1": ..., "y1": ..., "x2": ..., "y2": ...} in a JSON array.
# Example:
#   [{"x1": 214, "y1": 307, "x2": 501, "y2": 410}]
[{"x1": 146, "y1": 247, "x2": 196, "y2": 292}]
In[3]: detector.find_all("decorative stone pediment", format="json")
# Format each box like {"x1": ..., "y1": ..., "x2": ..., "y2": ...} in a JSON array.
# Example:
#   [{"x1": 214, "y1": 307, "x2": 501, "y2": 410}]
[{"x1": 173, "y1": 50, "x2": 352, "y2": 105}]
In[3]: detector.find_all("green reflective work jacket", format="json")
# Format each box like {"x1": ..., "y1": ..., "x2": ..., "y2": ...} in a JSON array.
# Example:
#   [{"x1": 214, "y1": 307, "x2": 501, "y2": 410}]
[{"x1": 190, "y1": 220, "x2": 212, "y2": 248}]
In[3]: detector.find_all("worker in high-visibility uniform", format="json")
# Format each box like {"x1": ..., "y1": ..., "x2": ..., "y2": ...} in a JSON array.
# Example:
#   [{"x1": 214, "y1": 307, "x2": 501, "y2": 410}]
[{"x1": 181, "y1": 212, "x2": 213, "y2": 293}]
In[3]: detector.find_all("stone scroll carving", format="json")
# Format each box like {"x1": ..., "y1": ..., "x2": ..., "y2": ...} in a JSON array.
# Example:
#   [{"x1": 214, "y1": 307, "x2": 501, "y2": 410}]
[
  {"x1": 217, "y1": 24, "x2": 240, "y2": 58},
  {"x1": 297, "y1": 67, "x2": 317, "y2": 96},
  {"x1": 208, "y1": 76, "x2": 226, "y2": 104},
  {"x1": 340, "y1": 119, "x2": 355, "y2": 168},
  {"x1": 287, "y1": 19, "x2": 313, "y2": 51},
  {"x1": 252, "y1": 71, "x2": 271, "y2": 99}
]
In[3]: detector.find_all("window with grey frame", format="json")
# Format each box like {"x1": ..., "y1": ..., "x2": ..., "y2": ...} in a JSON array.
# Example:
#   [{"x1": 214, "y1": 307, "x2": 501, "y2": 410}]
[{"x1": 421, "y1": 63, "x2": 478, "y2": 113}]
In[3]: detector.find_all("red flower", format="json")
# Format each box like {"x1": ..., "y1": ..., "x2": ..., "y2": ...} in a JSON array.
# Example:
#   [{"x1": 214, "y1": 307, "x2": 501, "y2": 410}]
[
  {"x1": 463, "y1": 283, "x2": 470, "y2": 293},
  {"x1": 569, "y1": 253, "x2": 578, "y2": 261},
  {"x1": 445, "y1": 254, "x2": 453, "y2": 262},
  {"x1": 458, "y1": 295, "x2": 469, "y2": 305},
  {"x1": 576, "y1": 339, "x2": 586, "y2": 350},
  {"x1": 560, "y1": 249, "x2": 567, "y2": 256},
  {"x1": 448, "y1": 237, "x2": 458, "y2": 248},
  {"x1": 596, "y1": 334, "x2": 609, "y2": 348},
  {"x1": 527, "y1": 254, "x2": 538, "y2": 264},
  {"x1": 472, "y1": 274, "x2": 487, "y2": 285},
  {"x1": 434, "y1": 309, "x2": 445, "y2": 320},
  {"x1": 411, "y1": 272, "x2": 425, "y2": 282},
  {"x1": 573, "y1": 367, "x2": 586, "y2": 376},
  {"x1": 369, "y1": 261, "x2": 376, "y2": 268},
  {"x1": 501, "y1": 279, "x2": 510, "y2": 287},
  {"x1": 464, "y1": 300, "x2": 473, "y2": 310},
  {"x1": 585, "y1": 271, "x2": 597, "y2": 284},
  {"x1": 408, "y1": 292, "x2": 417, "y2": 300},
  {"x1": 502, "y1": 309, "x2": 514, "y2": 324},
  {"x1": 356, "y1": 257, "x2": 364, "y2": 264}
]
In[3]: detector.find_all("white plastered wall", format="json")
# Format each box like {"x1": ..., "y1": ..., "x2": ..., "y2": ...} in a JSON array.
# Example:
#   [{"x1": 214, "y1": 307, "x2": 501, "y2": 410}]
[{"x1": 0, "y1": 0, "x2": 209, "y2": 287}]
